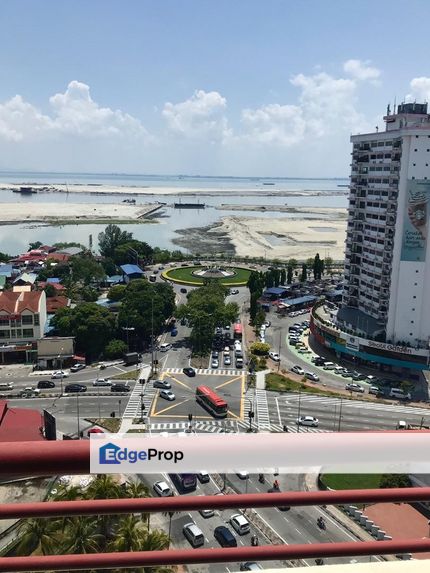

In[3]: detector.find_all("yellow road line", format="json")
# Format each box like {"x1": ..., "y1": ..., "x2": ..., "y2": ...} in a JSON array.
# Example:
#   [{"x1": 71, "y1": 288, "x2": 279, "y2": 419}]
[
  {"x1": 153, "y1": 398, "x2": 192, "y2": 416},
  {"x1": 166, "y1": 375, "x2": 192, "y2": 390},
  {"x1": 240, "y1": 371, "x2": 246, "y2": 419},
  {"x1": 215, "y1": 375, "x2": 242, "y2": 390}
]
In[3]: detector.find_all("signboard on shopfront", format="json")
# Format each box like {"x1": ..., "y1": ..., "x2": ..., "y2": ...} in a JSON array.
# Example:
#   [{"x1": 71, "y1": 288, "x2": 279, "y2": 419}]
[{"x1": 366, "y1": 340, "x2": 413, "y2": 355}]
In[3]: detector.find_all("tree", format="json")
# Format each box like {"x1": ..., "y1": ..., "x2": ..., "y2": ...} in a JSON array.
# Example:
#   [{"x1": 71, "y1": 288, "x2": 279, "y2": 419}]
[
  {"x1": 249, "y1": 292, "x2": 259, "y2": 324},
  {"x1": 43, "y1": 284, "x2": 56, "y2": 298},
  {"x1": 300, "y1": 263, "x2": 308, "y2": 283},
  {"x1": 313, "y1": 253, "x2": 324, "y2": 280},
  {"x1": 250, "y1": 342, "x2": 270, "y2": 355},
  {"x1": 280, "y1": 268, "x2": 286, "y2": 285},
  {"x1": 70, "y1": 254, "x2": 105, "y2": 285},
  {"x1": 324, "y1": 256, "x2": 333, "y2": 275},
  {"x1": 61, "y1": 517, "x2": 104, "y2": 554},
  {"x1": 16, "y1": 518, "x2": 59, "y2": 556},
  {"x1": 0, "y1": 251, "x2": 11, "y2": 263},
  {"x1": 254, "y1": 309, "x2": 266, "y2": 332},
  {"x1": 105, "y1": 339, "x2": 128, "y2": 359},
  {"x1": 380, "y1": 474, "x2": 411, "y2": 488},
  {"x1": 287, "y1": 258, "x2": 298, "y2": 270},
  {"x1": 108, "y1": 284, "x2": 127, "y2": 301},
  {"x1": 28, "y1": 241, "x2": 42, "y2": 251},
  {"x1": 287, "y1": 266, "x2": 293, "y2": 284},
  {"x1": 53, "y1": 241, "x2": 85, "y2": 250},
  {"x1": 98, "y1": 224, "x2": 133, "y2": 258},
  {"x1": 79, "y1": 286, "x2": 99, "y2": 302},
  {"x1": 113, "y1": 239, "x2": 153, "y2": 266},
  {"x1": 51, "y1": 303, "x2": 116, "y2": 360}
]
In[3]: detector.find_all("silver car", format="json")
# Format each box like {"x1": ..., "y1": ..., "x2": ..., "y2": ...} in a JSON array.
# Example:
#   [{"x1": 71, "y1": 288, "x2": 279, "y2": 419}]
[{"x1": 93, "y1": 378, "x2": 112, "y2": 386}]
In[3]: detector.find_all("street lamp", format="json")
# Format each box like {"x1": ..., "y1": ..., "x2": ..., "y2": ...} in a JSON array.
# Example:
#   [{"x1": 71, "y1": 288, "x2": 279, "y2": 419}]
[
  {"x1": 76, "y1": 392, "x2": 81, "y2": 438},
  {"x1": 57, "y1": 347, "x2": 64, "y2": 395},
  {"x1": 118, "y1": 400, "x2": 122, "y2": 418},
  {"x1": 296, "y1": 385, "x2": 302, "y2": 433},
  {"x1": 122, "y1": 326, "x2": 135, "y2": 353},
  {"x1": 337, "y1": 396, "x2": 343, "y2": 432}
]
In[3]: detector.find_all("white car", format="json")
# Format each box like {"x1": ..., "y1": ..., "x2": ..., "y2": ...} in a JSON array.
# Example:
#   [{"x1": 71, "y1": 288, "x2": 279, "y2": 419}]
[
  {"x1": 236, "y1": 471, "x2": 249, "y2": 480},
  {"x1": 297, "y1": 416, "x2": 319, "y2": 427},
  {"x1": 269, "y1": 351, "x2": 280, "y2": 362},
  {"x1": 291, "y1": 365, "x2": 304, "y2": 375},
  {"x1": 160, "y1": 389, "x2": 175, "y2": 401},
  {"x1": 305, "y1": 372, "x2": 319, "y2": 382},
  {"x1": 159, "y1": 343, "x2": 172, "y2": 352},
  {"x1": 230, "y1": 513, "x2": 251, "y2": 535},
  {"x1": 153, "y1": 481, "x2": 172, "y2": 497},
  {"x1": 93, "y1": 378, "x2": 112, "y2": 386},
  {"x1": 211, "y1": 359, "x2": 219, "y2": 368},
  {"x1": 51, "y1": 371, "x2": 69, "y2": 379},
  {"x1": 224, "y1": 355, "x2": 231, "y2": 366}
]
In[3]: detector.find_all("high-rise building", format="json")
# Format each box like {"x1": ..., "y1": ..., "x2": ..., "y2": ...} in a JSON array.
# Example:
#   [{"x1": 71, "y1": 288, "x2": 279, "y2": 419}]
[{"x1": 310, "y1": 103, "x2": 430, "y2": 373}]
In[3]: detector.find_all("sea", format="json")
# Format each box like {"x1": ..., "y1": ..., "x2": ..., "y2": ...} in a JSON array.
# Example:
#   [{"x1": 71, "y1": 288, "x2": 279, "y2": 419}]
[{"x1": 0, "y1": 171, "x2": 349, "y2": 255}]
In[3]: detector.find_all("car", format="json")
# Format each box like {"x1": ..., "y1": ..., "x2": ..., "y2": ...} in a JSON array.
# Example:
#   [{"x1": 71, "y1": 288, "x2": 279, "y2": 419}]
[
  {"x1": 264, "y1": 320, "x2": 271, "y2": 327},
  {"x1": 230, "y1": 513, "x2": 250, "y2": 535},
  {"x1": 224, "y1": 355, "x2": 231, "y2": 366},
  {"x1": 351, "y1": 371, "x2": 366, "y2": 381},
  {"x1": 313, "y1": 357, "x2": 326, "y2": 366},
  {"x1": 87, "y1": 427, "x2": 104, "y2": 436},
  {"x1": 170, "y1": 329, "x2": 178, "y2": 337},
  {"x1": 183, "y1": 367, "x2": 196, "y2": 377},
  {"x1": 153, "y1": 481, "x2": 173, "y2": 497},
  {"x1": 230, "y1": 289, "x2": 239, "y2": 295},
  {"x1": 70, "y1": 363, "x2": 86, "y2": 372},
  {"x1": 269, "y1": 351, "x2": 280, "y2": 361},
  {"x1": 51, "y1": 371, "x2": 69, "y2": 379},
  {"x1": 180, "y1": 288, "x2": 187, "y2": 293},
  {"x1": 289, "y1": 339, "x2": 299, "y2": 346},
  {"x1": 199, "y1": 507, "x2": 215, "y2": 518},
  {"x1": 160, "y1": 389, "x2": 175, "y2": 401},
  {"x1": 110, "y1": 383, "x2": 130, "y2": 392},
  {"x1": 211, "y1": 359, "x2": 219, "y2": 368},
  {"x1": 368, "y1": 385, "x2": 380, "y2": 395},
  {"x1": 153, "y1": 379, "x2": 171, "y2": 389},
  {"x1": 20, "y1": 387, "x2": 40, "y2": 397},
  {"x1": 297, "y1": 415, "x2": 319, "y2": 427},
  {"x1": 345, "y1": 382, "x2": 365, "y2": 393},
  {"x1": 93, "y1": 378, "x2": 112, "y2": 386},
  {"x1": 341, "y1": 369, "x2": 353, "y2": 378},
  {"x1": 366, "y1": 375, "x2": 379, "y2": 383},
  {"x1": 64, "y1": 384, "x2": 87, "y2": 393},
  {"x1": 291, "y1": 365, "x2": 305, "y2": 375},
  {"x1": 37, "y1": 380, "x2": 55, "y2": 389},
  {"x1": 212, "y1": 351, "x2": 219, "y2": 358},
  {"x1": 159, "y1": 343, "x2": 172, "y2": 352},
  {"x1": 305, "y1": 372, "x2": 319, "y2": 382},
  {"x1": 240, "y1": 563, "x2": 263, "y2": 571},
  {"x1": 214, "y1": 525, "x2": 237, "y2": 547},
  {"x1": 236, "y1": 471, "x2": 249, "y2": 480},
  {"x1": 197, "y1": 472, "x2": 210, "y2": 483}
]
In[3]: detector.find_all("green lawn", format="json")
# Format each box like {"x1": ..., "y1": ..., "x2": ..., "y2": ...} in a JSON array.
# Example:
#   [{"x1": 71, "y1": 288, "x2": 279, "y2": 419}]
[
  {"x1": 163, "y1": 266, "x2": 251, "y2": 286},
  {"x1": 265, "y1": 372, "x2": 340, "y2": 397},
  {"x1": 321, "y1": 474, "x2": 382, "y2": 490},
  {"x1": 112, "y1": 369, "x2": 140, "y2": 380}
]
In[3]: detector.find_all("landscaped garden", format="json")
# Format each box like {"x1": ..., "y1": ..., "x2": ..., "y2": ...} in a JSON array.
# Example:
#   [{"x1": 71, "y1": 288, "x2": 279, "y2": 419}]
[{"x1": 162, "y1": 265, "x2": 251, "y2": 286}]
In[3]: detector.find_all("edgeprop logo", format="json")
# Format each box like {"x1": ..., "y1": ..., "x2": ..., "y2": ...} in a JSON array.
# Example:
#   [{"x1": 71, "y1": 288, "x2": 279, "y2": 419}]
[{"x1": 99, "y1": 442, "x2": 184, "y2": 465}]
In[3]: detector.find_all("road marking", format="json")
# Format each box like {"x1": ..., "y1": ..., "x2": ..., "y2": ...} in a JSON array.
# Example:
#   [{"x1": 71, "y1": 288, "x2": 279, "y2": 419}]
[
  {"x1": 275, "y1": 397, "x2": 282, "y2": 426},
  {"x1": 153, "y1": 397, "x2": 192, "y2": 416},
  {"x1": 215, "y1": 375, "x2": 243, "y2": 390},
  {"x1": 165, "y1": 375, "x2": 192, "y2": 390}
]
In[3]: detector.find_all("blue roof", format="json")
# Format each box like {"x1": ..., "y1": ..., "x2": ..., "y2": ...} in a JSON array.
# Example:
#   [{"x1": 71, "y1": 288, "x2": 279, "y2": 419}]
[
  {"x1": 264, "y1": 286, "x2": 289, "y2": 296},
  {"x1": 47, "y1": 278, "x2": 61, "y2": 284},
  {"x1": 120, "y1": 264, "x2": 144, "y2": 275},
  {"x1": 0, "y1": 264, "x2": 13, "y2": 276},
  {"x1": 280, "y1": 295, "x2": 317, "y2": 306}
]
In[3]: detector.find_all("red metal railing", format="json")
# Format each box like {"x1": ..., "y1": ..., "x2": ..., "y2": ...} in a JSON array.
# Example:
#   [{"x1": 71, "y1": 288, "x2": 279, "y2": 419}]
[{"x1": 2, "y1": 440, "x2": 430, "y2": 571}]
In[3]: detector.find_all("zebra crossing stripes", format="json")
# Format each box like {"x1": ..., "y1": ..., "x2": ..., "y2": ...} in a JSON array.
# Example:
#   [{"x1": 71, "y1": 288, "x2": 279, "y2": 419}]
[
  {"x1": 146, "y1": 420, "x2": 327, "y2": 434},
  {"x1": 255, "y1": 388, "x2": 271, "y2": 428},
  {"x1": 163, "y1": 367, "x2": 245, "y2": 377},
  {"x1": 270, "y1": 424, "x2": 329, "y2": 434},
  {"x1": 122, "y1": 382, "x2": 157, "y2": 419}
]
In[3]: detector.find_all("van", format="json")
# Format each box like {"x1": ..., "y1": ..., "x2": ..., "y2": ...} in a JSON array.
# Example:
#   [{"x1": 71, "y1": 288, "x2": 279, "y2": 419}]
[
  {"x1": 334, "y1": 366, "x2": 344, "y2": 375},
  {"x1": 323, "y1": 362, "x2": 335, "y2": 370},
  {"x1": 183, "y1": 522, "x2": 204, "y2": 548},
  {"x1": 0, "y1": 382, "x2": 13, "y2": 391},
  {"x1": 389, "y1": 388, "x2": 411, "y2": 401}
]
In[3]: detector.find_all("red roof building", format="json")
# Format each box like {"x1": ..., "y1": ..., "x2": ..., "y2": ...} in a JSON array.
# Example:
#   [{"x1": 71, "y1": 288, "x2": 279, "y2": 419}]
[
  {"x1": 0, "y1": 400, "x2": 45, "y2": 442},
  {"x1": 46, "y1": 295, "x2": 70, "y2": 314}
]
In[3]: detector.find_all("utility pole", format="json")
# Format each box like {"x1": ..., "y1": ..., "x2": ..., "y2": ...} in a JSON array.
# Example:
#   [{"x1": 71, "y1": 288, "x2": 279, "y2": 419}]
[
  {"x1": 277, "y1": 329, "x2": 282, "y2": 373},
  {"x1": 76, "y1": 393, "x2": 80, "y2": 438},
  {"x1": 297, "y1": 385, "x2": 302, "y2": 432},
  {"x1": 337, "y1": 396, "x2": 343, "y2": 432}
]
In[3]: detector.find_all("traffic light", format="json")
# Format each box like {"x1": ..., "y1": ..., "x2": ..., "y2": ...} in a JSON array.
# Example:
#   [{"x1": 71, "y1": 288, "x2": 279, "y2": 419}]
[
  {"x1": 248, "y1": 411, "x2": 255, "y2": 419},
  {"x1": 188, "y1": 413, "x2": 193, "y2": 422}
]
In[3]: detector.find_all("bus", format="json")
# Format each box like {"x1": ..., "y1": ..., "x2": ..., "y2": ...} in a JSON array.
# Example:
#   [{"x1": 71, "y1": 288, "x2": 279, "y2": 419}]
[
  {"x1": 169, "y1": 473, "x2": 197, "y2": 492},
  {"x1": 233, "y1": 323, "x2": 243, "y2": 340},
  {"x1": 196, "y1": 385, "x2": 228, "y2": 418}
]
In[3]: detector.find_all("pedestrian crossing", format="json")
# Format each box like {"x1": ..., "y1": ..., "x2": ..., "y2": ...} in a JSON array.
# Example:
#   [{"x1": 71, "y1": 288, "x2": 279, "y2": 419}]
[
  {"x1": 163, "y1": 367, "x2": 246, "y2": 377},
  {"x1": 146, "y1": 419, "x2": 327, "y2": 434},
  {"x1": 122, "y1": 381, "x2": 157, "y2": 419},
  {"x1": 282, "y1": 393, "x2": 430, "y2": 417},
  {"x1": 255, "y1": 388, "x2": 271, "y2": 428}
]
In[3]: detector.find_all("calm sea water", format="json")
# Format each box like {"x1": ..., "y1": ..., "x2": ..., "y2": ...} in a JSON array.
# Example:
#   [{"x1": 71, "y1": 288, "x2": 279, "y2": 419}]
[{"x1": 0, "y1": 171, "x2": 349, "y2": 255}]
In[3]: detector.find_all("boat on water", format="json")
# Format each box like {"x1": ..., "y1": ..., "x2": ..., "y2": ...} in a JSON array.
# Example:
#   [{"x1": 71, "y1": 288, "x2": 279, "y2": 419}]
[
  {"x1": 263, "y1": 182, "x2": 275, "y2": 186},
  {"x1": 13, "y1": 186, "x2": 37, "y2": 194},
  {"x1": 122, "y1": 198, "x2": 136, "y2": 204},
  {"x1": 174, "y1": 202, "x2": 205, "y2": 209}
]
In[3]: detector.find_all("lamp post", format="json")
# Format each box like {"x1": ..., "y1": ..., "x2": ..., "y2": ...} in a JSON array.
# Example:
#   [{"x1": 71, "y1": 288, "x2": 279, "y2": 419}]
[
  {"x1": 57, "y1": 348, "x2": 64, "y2": 395},
  {"x1": 337, "y1": 396, "x2": 343, "y2": 432},
  {"x1": 118, "y1": 400, "x2": 122, "y2": 418},
  {"x1": 76, "y1": 393, "x2": 81, "y2": 438},
  {"x1": 122, "y1": 327, "x2": 135, "y2": 353},
  {"x1": 296, "y1": 385, "x2": 302, "y2": 433},
  {"x1": 277, "y1": 329, "x2": 282, "y2": 373}
]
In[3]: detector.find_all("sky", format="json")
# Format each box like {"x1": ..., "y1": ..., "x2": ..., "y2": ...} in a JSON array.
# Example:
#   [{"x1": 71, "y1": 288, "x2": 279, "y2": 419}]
[{"x1": 1, "y1": 0, "x2": 430, "y2": 178}]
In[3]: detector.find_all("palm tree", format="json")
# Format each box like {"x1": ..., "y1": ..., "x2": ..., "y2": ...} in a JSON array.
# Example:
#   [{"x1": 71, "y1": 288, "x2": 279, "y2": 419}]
[
  {"x1": 85, "y1": 474, "x2": 122, "y2": 500},
  {"x1": 15, "y1": 518, "x2": 59, "y2": 556},
  {"x1": 124, "y1": 479, "x2": 150, "y2": 499},
  {"x1": 52, "y1": 483, "x2": 84, "y2": 501},
  {"x1": 108, "y1": 515, "x2": 144, "y2": 552},
  {"x1": 60, "y1": 517, "x2": 105, "y2": 554}
]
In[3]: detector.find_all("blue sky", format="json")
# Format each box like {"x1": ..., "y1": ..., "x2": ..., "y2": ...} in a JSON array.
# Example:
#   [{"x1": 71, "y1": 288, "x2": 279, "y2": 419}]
[{"x1": 0, "y1": 0, "x2": 429, "y2": 176}]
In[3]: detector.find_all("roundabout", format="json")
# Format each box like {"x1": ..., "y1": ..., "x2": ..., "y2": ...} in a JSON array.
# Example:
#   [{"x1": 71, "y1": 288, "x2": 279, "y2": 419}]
[{"x1": 161, "y1": 264, "x2": 251, "y2": 286}]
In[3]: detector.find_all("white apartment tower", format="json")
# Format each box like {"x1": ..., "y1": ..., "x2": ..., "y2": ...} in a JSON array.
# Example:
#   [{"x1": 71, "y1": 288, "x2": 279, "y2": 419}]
[{"x1": 338, "y1": 102, "x2": 430, "y2": 348}]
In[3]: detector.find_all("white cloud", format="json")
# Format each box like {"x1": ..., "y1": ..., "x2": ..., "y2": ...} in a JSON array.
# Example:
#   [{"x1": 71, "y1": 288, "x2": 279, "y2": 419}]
[
  {"x1": 343, "y1": 59, "x2": 381, "y2": 82},
  {"x1": 0, "y1": 81, "x2": 149, "y2": 142},
  {"x1": 406, "y1": 77, "x2": 430, "y2": 102},
  {"x1": 162, "y1": 89, "x2": 232, "y2": 142},
  {"x1": 241, "y1": 103, "x2": 305, "y2": 145}
]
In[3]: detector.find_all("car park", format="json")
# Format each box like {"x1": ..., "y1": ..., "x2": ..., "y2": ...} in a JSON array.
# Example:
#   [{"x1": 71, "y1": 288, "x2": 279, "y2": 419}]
[
  {"x1": 297, "y1": 415, "x2": 319, "y2": 427},
  {"x1": 153, "y1": 379, "x2": 171, "y2": 389},
  {"x1": 214, "y1": 525, "x2": 237, "y2": 547},
  {"x1": 153, "y1": 481, "x2": 172, "y2": 497},
  {"x1": 159, "y1": 343, "x2": 172, "y2": 352},
  {"x1": 51, "y1": 371, "x2": 69, "y2": 379},
  {"x1": 183, "y1": 367, "x2": 196, "y2": 377},
  {"x1": 291, "y1": 365, "x2": 304, "y2": 375},
  {"x1": 269, "y1": 351, "x2": 280, "y2": 361},
  {"x1": 93, "y1": 378, "x2": 112, "y2": 386},
  {"x1": 64, "y1": 384, "x2": 87, "y2": 393},
  {"x1": 230, "y1": 514, "x2": 250, "y2": 535},
  {"x1": 159, "y1": 389, "x2": 175, "y2": 401},
  {"x1": 305, "y1": 372, "x2": 319, "y2": 382},
  {"x1": 70, "y1": 363, "x2": 86, "y2": 372},
  {"x1": 37, "y1": 380, "x2": 55, "y2": 389},
  {"x1": 111, "y1": 383, "x2": 130, "y2": 392},
  {"x1": 345, "y1": 382, "x2": 365, "y2": 393},
  {"x1": 183, "y1": 522, "x2": 204, "y2": 548}
]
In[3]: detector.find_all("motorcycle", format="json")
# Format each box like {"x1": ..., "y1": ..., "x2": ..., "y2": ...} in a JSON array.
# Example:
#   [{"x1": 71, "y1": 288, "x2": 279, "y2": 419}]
[
  {"x1": 258, "y1": 474, "x2": 265, "y2": 484},
  {"x1": 315, "y1": 558, "x2": 324, "y2": 566},
  {"x1": 99, "y1": 363, "x2": 106, "y2": 370},
  {"x1": 251, "y1": 535, "x2": 259, "y2": 546},
  {"x1": 317, "y1": 517, "x2": 326, "y2": 530}
]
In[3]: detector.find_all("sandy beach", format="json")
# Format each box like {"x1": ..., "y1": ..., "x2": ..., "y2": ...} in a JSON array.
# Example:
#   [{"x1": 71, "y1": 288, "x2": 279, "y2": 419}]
[{"x1": 0, "y1": 202, "x2": 161, "y2": 224}]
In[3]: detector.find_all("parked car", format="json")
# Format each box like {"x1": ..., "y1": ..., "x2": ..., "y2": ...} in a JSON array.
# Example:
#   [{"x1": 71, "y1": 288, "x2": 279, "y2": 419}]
[
  {"x1": 230, "y1": 514, "x2": 250, "y2": 535},
  {"x1": 211, "y1": 358, "x2": 219, "y2": 368},
  {"x1": 214, "y1": 525, "x2": 237, "y2": 547},
  {"x1": 153, "y1": 481, "x2": 173, "y2": 497},
  {"x1": 236, "y1": 471, "x2": 249, "y2": 480},
  {"x1": 305, "y1": 372, "x2": 319, "y2": 382},
  {"x1": 183, "y1": 522, "x2": 204, "y2": 548},
  {"x1": 64, "y1": 384, "x2": 87, "y2": 393},
  {"x1": 160, "y1": 389, "x2": 175, "y2": 401},
  {"x1": 70, "y1": 363, "x2": 86, "y2": 372},
  {"x1": 345, "y1": 382, "x2": 365, "y2": 393},
  {"x1": 341, "y1": 369, "x2": 353, "y2": 378},
  {"x1": 37, "y1": 380, "x2": 55, "y2": 389},
  {"x1": 264, "y1": 320, "x2": 271, "y2": 327},
  {"x1": 269, "y1": 351, "x2": 280, "y2": 361},
  {"x1": 297, "y1": 415, "x2": 319, "y2": 427},
  {"x1": 183, "y1": 367, "x2": 196, "y2": 377},
  {"x1": 313, "y1": 357, "x2": 326, "y2": 366},
  {"x1": 51, "y1": 371, "x2": 69, "y2": 379},
  {"x1": 159, "y1": 343, "x2": 172, "y2": 352},
  {"x1": 153, "y1": 379, "x2": 171, "y2": 389},
  {"x1": 224, "y1": 355, "x2": 231, "y2": 366},
  {"x1": 368, "y1": 386, "x2": 380, "y2": 396},
  {"x1": 171, "y1": 328, "x2": 178, "y2": 337},
  {"x1": 230, "y1": 289, "x2": 239, "y2": 295},
  {"x1": 291, "y1": 365, "x2": 305, "y2": 375},
  {"x1": 351, "y1": 371, "x2": 366, "y2": 381},
  {"x1": 93, "y1": 378, "x2": 112, "y2": 386},
  {"x1": 110, "y1": 383, "x2": 130, "y2": 392}
]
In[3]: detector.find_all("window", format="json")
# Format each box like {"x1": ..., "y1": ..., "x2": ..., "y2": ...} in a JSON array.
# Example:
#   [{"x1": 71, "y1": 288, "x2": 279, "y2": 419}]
[
  {"x1": 0, "y1": 330, "x2": 10, "y2": 338},
  {"x1": 22, "y1": 328, "x2": 34, "y2": 337},
  {"x1": 21, "y1": 315, "x2": 33, "y2": 325},
  {"x1": 34, "y1": 315, "x2": 40, "y2": 326}
]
